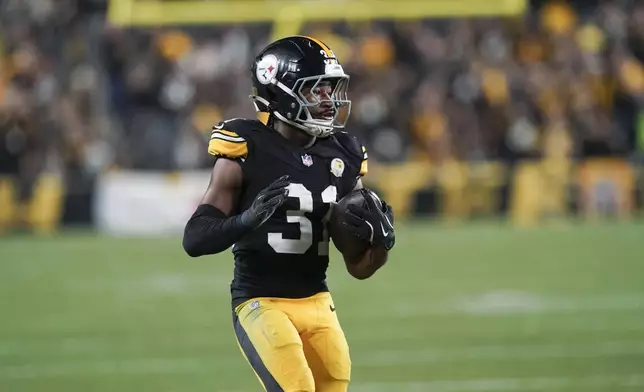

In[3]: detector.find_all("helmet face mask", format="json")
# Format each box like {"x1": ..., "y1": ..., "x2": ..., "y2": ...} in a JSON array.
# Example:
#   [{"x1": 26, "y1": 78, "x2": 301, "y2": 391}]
[
  {"x1": 292, "y1": 75, "x2": 351, "y2": 137},
  {"x1": 250, "y1": 36, "x2": 352, "y2": 138}
]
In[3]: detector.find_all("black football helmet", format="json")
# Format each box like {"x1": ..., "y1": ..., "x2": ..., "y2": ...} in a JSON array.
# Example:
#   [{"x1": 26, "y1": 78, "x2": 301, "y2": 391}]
[{"x1": 250, "y1": 36, "x2": 351, "y2": 138}]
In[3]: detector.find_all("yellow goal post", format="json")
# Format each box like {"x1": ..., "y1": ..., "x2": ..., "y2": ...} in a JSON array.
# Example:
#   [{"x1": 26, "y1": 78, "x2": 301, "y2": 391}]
[{"x1": 108, "y1": 0, "x2": 527, "y2": 40}]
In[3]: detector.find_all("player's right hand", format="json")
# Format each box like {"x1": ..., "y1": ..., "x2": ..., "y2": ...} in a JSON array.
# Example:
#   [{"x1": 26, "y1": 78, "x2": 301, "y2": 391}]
[{"x1": 241, "y1": 175, "x2": 291, "y2": 229}]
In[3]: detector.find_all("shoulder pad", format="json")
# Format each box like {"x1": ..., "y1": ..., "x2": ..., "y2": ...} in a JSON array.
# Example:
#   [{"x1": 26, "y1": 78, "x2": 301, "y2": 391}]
[
  {"x1": 335, "y1": 132, "x2": 368, "y2": 176},
  {"x1": 207, "y1": 119, "x2": 254, "y2": 160},
  {"x1": 359, "y1": 144, "x2": 368, "y2": 176}
]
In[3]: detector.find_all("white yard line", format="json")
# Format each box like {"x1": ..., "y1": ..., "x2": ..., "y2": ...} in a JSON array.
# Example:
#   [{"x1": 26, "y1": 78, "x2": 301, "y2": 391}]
[
  {"x1": 4, "y1": 358, "x2": 644, "y2": 392},
  {"x1": 351, "y1": 374, "x2": 644, "y2": 392},
  {"x1": 347, "y1": 292, "x2": 644, "y2": 318},
  {"x1": 0, "y1": 358, "x2": 227, "y2": 379},
  {"x1": 355, "y1": 340, "x2": 644, "y2": 366},
  {"x1": 2, "y1": 341, "x2": 644, "y2": 379}
]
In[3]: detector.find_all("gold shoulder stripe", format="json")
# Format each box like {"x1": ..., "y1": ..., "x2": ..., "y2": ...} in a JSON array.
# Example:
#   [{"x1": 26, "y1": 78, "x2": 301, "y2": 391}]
[
  {"x1": 359, "y1": 159, "x2": 368, "y2": 176},
  {"x1": 208, "y1": 137, "x2": 248, "y2": 159},
  {"x1": 214, "y1": 129, "x2": 243, "y2": 139},
  {"x1": 358, "y1": 144, "x2": 368, "y2": 176},
  {"x1": 210, "y1": 129, "x2": 245, "y2": 143}
]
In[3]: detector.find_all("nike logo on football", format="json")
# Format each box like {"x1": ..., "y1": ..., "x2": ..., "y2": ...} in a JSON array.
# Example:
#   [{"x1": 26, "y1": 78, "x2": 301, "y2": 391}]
[{"x1": 330, "y1": 305, "x2": 336, "y2": 312}]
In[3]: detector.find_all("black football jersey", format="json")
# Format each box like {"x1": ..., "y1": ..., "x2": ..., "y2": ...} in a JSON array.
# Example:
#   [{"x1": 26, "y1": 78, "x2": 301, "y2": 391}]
[{"x1": 207, "y1": 119, "x2": 368, "y2": 307}]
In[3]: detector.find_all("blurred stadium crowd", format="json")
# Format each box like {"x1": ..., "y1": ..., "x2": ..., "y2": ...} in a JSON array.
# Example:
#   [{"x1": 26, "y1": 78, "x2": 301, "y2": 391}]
[{"x1": 0, "y1": 0, "x2": 643, "y2": 228}]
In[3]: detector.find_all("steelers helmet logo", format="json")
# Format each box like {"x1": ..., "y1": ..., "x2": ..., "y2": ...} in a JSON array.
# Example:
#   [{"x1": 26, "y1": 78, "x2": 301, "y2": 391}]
[{"x1": 256, "y1": 54, "x2": 279, "y2": 85}]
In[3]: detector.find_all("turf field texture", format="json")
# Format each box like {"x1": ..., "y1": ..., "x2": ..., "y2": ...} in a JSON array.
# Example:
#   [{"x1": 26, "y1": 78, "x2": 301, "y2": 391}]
[{"x1": 1, "y1": 220, "x2": 643, "y2": 392}]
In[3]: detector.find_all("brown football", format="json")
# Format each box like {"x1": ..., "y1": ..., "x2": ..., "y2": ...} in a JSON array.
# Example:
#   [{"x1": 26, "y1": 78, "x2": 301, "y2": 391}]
[{"x1": 328, "y1": 189, "x2": 371, "y2": 259}]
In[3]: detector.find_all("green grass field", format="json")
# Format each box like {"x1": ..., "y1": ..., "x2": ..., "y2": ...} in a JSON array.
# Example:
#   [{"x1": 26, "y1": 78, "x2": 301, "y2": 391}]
[{"x1": 1, "y1": 220, "x2": 644, "y2": 392}]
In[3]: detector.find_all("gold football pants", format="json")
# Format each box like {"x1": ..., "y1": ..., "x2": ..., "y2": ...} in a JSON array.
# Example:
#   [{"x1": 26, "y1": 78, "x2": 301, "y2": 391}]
[{"x1": 233, "y1": 292, "x2": 351, "y2": 392}]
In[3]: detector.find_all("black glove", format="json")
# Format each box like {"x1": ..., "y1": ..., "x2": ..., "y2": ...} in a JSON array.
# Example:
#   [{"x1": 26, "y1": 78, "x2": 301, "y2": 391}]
[
  {"x1": 241, "y1": 175, "x2": 290, "y2": 229},
  {"x1": 343, "y1": 189, "x2": 395, "y2": 250}
]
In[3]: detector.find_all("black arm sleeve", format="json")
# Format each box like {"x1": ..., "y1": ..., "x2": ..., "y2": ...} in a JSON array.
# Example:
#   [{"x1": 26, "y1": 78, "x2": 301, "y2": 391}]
[{"x1": 182, "y1": 204, "x2": 251, "y2": 257}]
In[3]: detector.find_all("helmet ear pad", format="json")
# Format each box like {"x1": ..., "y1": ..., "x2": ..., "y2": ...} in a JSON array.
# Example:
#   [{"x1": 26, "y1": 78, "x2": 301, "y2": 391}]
[
  {"x1": 270, "y1": 82, "x2": 302, "y2": 122},
  {"x1": 264, "y1": 87, "x2": 279, "y2": 112}
]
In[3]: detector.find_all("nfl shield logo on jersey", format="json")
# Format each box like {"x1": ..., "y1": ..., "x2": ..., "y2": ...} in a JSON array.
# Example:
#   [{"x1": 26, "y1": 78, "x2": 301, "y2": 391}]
[{"x1": 301, "y1": 154, "x2": 313, "y2": 167}]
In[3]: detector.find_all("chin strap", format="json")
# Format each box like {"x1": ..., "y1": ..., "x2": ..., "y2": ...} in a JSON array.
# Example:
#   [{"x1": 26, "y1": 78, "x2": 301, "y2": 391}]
[
  {"x1": 251, "y1": 94, "x2": 335, "y2": 138},
  {"x1": 271, "y1": 110, "x2": 333, "y2": 138}
]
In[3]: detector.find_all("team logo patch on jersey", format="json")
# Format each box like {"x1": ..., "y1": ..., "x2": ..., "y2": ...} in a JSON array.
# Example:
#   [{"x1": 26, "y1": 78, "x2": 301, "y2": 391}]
[
  {"x1": 256, "y1": 54, "x2": 278, "y2": 85},
  {"x1": 249, "y1": 300, "x2": 260, "y2": 310},
  {"x1": 330, "y1": 158, "x2": 345, "y2": 177},
  {"x1": 301, "y1": 154, "x2": 313, "y2": 167}
]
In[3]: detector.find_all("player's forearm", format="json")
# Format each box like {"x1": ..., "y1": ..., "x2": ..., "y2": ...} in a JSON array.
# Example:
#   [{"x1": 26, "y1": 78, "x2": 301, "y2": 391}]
[
  {"x1": 182, "y1": 204, "x2": 251, "y2": 257},
  {"x1": 344, "y1": 246, "x2": 388, "y2": 280}
]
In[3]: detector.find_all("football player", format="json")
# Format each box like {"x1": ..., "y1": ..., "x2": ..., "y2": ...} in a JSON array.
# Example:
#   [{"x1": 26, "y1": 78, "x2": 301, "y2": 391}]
[{"x1": 182, "y1": 36, "x2": 395, "y2": 392}]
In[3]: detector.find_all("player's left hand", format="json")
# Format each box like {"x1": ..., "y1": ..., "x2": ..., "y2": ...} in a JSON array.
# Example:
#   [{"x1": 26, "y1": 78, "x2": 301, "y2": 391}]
[{"x1": 343, "y1": 189, "x2": 395, "y2": 251}]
